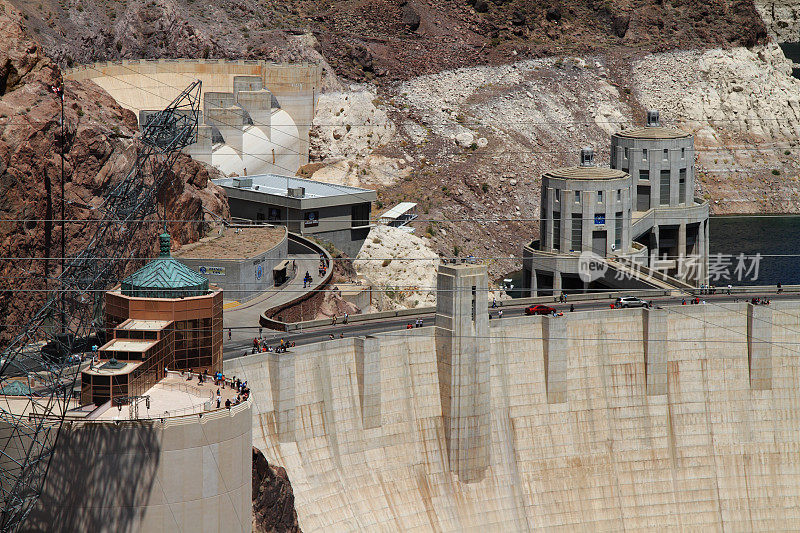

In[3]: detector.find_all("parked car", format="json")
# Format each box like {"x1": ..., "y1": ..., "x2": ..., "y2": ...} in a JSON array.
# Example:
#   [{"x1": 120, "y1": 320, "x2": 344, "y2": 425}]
[
  {"x1": 615, "y1": 296, "x2": 649, "y2": 309},
  {"x1": 525, "y1": 304, "x2": 557, "y2": 316}
]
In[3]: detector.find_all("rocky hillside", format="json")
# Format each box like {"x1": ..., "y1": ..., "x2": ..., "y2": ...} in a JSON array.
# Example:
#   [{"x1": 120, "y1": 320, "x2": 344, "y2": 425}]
[
  {"x1": 0, "y1": 1, "x2": 229, "y2": 346},
  {"x1": 12, "y1": 0, "x2": 766, "y2": 80},
  {"x1": 7, "y1": 0, "x2": 800, "y2": 289},
  {"x1": 252, "y1": 447, "x2": 301, "y2": 533},
  {"x1": 754, "y1": 0, "x2": 800, "y2": 41}
]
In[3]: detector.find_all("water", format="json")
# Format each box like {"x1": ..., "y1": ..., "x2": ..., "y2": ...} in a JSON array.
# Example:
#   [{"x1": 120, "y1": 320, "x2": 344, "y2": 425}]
[
  {"x1": 501, "y1": 216, "x2": 800, "y2": 295},
  {"x1": 710, "y1": 215, "x2": 800, "y2": 286},
  {"x1": 779, "y1": 43, "x2": 800, "y2": 79},
  {"x1": 501, "y1": 270, "x2": 527, "y2": 299}
]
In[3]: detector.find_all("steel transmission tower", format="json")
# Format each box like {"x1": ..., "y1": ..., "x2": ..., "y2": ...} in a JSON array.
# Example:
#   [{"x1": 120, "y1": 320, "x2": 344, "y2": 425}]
[{"x1": 0, "y1": 81, "x2": 202, "y2": 532}]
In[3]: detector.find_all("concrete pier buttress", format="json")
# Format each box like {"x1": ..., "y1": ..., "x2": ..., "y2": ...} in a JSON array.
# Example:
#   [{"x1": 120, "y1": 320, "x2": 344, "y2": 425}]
[
  {"x1": 267, "y1": 353, "x2": 295, "y2": 442},
  {"x1": 747, "y1": 303, "x2": 773, "y2": 390},
  {"x1": 541, "y1": 316, "x2": 567, "y2": 403},
  {"x1": 206, "y1": 107, "x2": 245, "y2": 156},
  {"x1": 354, "y1": 336, "x2": 381, "y2": 429},
  {"x1": 643, "y1": 307, "x2": 668, "y2": 395},
  {"x1": 237, "y1": 90, "x2": 272, "y2": 137},
  {"x1": 434, "y1": 263, "x2": 491, "y2": 482}
]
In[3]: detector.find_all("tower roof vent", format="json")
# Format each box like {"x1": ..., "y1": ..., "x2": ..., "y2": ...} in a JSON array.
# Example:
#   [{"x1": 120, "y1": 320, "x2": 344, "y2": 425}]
[
  {"x1": 580, "y1": 147, "x2": 595, "y2": 167},
  {"x1": 646, "y1": 109, "x2": 660, "y2": 127}
]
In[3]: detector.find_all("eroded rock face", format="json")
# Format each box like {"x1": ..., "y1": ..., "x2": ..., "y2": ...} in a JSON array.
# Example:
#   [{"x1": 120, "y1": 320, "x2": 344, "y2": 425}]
[
  {"x1": 354, "y1": 225, "x2": 439, "y2": 310},
  {"x1": 13, "y1": 0, "x2": 769, "y2": 83},
  {"x1": 753, "y1": 0, "x2": 800, "y2": 41},
  {"x1": 252, "y1": 447, "x2": 301, "y2": 533},
  {"x1": 0, "y1": 1, "x2": 229, "y2": 347}
]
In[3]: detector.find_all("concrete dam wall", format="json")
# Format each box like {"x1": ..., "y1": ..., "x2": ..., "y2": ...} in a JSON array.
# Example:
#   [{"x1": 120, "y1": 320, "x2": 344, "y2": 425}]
[{"x1": 227, "y1": 298, "x2": 800, "y2": 531}]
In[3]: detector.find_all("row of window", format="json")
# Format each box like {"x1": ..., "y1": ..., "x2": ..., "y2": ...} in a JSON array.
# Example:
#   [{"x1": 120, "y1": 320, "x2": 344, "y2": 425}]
[
  {"x1": 552, "y1": 189, "x2": 623, "y2": 204},
  {"x1": 621, "y1": 147, "x2": 686, "y2": 161},
  {"x1": 549, "y1": 211, "x2": 625, "y2": 251},
  {"x1": 636, "y1": 180, "x2": 688, "y2": 210},
  {"x1": 623, "y1": 168, "x2": 687, "y2": 182},
  {"x1": 254, "y1": 203, "x2": 372, "y2": 229}
]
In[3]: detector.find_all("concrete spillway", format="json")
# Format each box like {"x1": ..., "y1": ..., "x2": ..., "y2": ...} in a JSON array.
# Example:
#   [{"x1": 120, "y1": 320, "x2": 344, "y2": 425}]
[
  {"x1": 227, "y1": 269, "x2": 800, "y2": 530},
  {"x1": 65, "y1": 60, "x2": 321, "y2": 175}
]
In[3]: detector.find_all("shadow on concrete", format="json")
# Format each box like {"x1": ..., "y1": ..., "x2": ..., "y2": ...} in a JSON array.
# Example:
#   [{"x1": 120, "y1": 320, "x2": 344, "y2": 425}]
[{"x1": 26, "y1": 421, "x2": 161, "y2": 532}]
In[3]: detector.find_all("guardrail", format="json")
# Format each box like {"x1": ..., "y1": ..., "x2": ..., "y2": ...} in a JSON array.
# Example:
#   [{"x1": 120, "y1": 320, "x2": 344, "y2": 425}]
[
  {"x1": 608, "y1": 255, "x2": 695, "y2": 290},
  {"x1": 259, "y1": 284, "x2": 800, "y2": 332},
  {"x1": 262, "y1": 288, "x2": 677, "y2": 332}
]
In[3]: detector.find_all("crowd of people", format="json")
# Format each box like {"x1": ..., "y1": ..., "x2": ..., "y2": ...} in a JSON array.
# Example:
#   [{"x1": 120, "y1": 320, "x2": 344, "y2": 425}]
[
  {"x1": 178, "y1": 369, "x2": 251, "y2": 409},
  {"x1": 251, "y1": 336, "x2": 295, "y2": 354}
]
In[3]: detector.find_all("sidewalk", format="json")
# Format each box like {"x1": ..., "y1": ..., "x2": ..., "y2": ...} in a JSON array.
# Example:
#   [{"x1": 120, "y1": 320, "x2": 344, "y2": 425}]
[{"x1": 223, "y1": 254, "x2": 322, "y2": 347}]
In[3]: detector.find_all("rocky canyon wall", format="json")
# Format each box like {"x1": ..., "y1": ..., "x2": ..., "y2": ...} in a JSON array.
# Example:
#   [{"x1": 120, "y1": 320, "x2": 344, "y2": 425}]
[{"x1": 0, "y1": 1, "x2": 229, "y2": 347}]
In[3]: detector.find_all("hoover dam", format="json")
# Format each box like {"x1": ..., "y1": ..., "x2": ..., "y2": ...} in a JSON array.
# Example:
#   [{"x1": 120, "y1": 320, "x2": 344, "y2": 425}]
[{"x1": 226, "y1": 264, "x2": 800, "y2": 531}]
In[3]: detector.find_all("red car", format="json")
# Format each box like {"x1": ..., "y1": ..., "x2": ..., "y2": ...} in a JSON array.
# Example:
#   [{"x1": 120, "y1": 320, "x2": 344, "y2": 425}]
[{"x1": 525, "y1": 304, "x2": 557, "y2": 316}]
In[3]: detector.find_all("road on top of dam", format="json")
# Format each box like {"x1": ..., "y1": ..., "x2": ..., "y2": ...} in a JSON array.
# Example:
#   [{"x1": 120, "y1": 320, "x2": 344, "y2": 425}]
[{"x1": 222, "y1": 289, "x2": 793, "y2": 361}]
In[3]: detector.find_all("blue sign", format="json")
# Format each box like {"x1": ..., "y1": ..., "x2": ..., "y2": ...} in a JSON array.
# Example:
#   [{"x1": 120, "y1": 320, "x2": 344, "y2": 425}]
[
  {"x1": 256, "y1": 264, "x2": 263, "y2": 280},
  {"x1": 199, "y1": 266, "x2": 207, "y2": 274},
  {"x1": 594, "y1": 214, "x2": 606, "y2": 225}
]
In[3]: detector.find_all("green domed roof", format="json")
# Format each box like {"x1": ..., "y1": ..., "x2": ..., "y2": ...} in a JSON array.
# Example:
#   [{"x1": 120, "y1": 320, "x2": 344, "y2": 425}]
[{"x1": 121, "y1": 233, "x2": 209, "y2": 299}]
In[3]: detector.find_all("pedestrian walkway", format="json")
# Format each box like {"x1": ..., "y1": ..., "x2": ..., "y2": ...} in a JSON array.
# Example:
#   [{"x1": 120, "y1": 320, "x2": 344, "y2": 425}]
[{"x1": 223, "y1": 254, "x2": 322, "y2": 347}]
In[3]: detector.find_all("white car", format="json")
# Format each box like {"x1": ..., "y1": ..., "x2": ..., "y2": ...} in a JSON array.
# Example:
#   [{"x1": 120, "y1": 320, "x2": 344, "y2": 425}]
[{"x1": 615, "y1": 296, "x2": 649, "y2": 309}]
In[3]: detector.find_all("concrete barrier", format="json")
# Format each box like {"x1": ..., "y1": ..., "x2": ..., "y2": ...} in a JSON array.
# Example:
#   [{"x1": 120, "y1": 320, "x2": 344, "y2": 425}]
[
  {"x1": 261, "y1": 289, "x2": 669, "y2": 332},
  {"x1": 259, "y1": 233, "x2": 333, "y2": 331}
]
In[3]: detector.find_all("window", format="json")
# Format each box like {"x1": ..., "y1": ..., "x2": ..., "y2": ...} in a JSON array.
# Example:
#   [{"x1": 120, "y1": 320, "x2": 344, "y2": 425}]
[
  {"x1": 679, "y1": 168, "x2": 687, "y2": 204},
  {"x1": 637, "y1": 185, "x2": 651, "y2": 211},
  {"x1": 639, "y1": 169, "x2": 650, "y2": 181},
  {"x1": 571, "y1": 213, "x2": 582, "y2": 251},
  {"x1": 615, "y1": 211, "x2": 623, "y2": 249},
  {"x1": 552, "y1": 211, "x2": 561, "y2": 251},
  {"x1": 617, "y1": 189, "x2": 622, "y2": 201},
  {"x1": 351, "y1": 203, "x2": 370, "y2": 227},
  {"x1": 642, "y1": 149, "x2": 648, "y2": 162},
  {"x1": 540, "y1": 216, "x2": 547, "y2": 248},
  {"x1": 624, "y1": 147, "x2": 629, "y2": 160},
  {"x1": 471, "y1": 286, "x2": 476, "y2": 321},
  {"x1": 681, "y1": 147, "x2": 685, "y2": 159},
  {"x1": 660, "y1": 169, "x2": 670, "y2": 206},
  {"x1": 597, "y1": 190, "x2": 603, "y2": 203},
  {"x1": 663, "y1": 148, "x2": 669, "y2": 161},
  {"x1": 555, "y1": 189, "x2": 561, "y2": 202},
  {"x1": 268, "y1": 207, "x2": 281, "y2": 222},
  {"x1": 574, "y1": 191, "x2": 581, "y2": 203}
]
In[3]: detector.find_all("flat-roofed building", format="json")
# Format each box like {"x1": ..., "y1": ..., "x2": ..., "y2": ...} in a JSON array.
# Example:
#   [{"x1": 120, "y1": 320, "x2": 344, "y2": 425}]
[
  {"x1": 214, "y1": 174, "x2": 376, "y2": 257},
  {"x1": 379, "y1": 202, "x2": 418, "y2": 229},
  {"x1": 174, "y1": 226, "x2": 288, "y2": 302}
]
